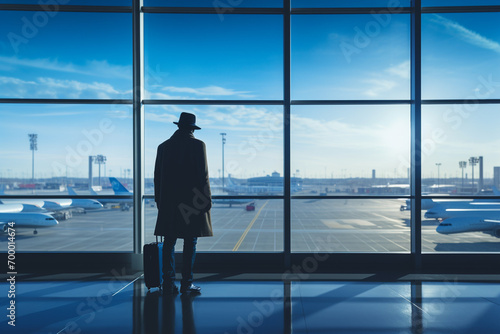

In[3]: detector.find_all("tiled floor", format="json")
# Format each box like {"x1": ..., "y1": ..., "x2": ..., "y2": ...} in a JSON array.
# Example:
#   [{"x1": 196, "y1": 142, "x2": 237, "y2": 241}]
[{"x1": 1, "y1": 274, "x2": 500, "y2": 333}]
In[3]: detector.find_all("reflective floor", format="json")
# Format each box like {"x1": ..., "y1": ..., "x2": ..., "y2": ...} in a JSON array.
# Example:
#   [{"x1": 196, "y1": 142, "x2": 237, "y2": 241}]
[{"x1": 1, "y1": 274, "x2": 500, "y2": 333}]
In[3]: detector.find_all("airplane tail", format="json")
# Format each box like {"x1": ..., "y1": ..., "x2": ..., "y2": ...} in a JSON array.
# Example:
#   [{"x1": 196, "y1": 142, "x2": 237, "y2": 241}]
[
  {"x1": 109, "y1": 177, "x2": 132, "y2": 194},
  {"x1": 67, "y1": 186, "x2": 78, "y2": 196},
  {"x1": 225, "y1": 176, "x2": 235, "y2": 186}
]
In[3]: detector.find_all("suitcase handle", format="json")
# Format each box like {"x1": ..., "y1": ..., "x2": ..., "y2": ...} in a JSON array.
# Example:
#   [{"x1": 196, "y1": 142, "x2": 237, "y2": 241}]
[{"x1": 156, "y1": 236, "x2": 164, "y2": 243}]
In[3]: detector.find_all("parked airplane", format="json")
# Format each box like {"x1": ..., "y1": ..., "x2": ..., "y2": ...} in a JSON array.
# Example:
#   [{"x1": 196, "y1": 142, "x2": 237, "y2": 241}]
[
  {"x1": 436, "y1": 217, "x2": 500, "y2": 238},
  {"x1": 106, "y1": 177, "x2": 133, "y2": 210},
  {"x1": 0, "y1": 202, "x2": 47, "y2": 213},
  {"x1": 0, "y1": 212, "x2": 59, "y2": 234},
  {"x1": 67, "y1": 187, "x2": 103, "y2": 210},
  {"x1": 0, "y1": 204, "x2": 24, "y2": 213},
  {"x1": 425, "y1": 203, "x2": 500, "y2": 220}
]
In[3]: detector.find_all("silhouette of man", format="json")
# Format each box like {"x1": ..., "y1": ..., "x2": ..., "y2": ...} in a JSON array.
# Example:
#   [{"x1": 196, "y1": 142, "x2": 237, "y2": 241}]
[{"x1": 154, "y1": 112, "x2": 212, "y2": 294}]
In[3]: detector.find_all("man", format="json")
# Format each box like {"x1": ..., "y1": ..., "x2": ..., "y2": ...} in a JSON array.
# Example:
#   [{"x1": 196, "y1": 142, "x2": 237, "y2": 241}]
[{"x1": 154, "y1": 112, "x2": 213, "y2": 294}]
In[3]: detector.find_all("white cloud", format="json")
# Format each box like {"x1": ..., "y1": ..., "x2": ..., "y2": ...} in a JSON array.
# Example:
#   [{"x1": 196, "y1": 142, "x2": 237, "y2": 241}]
[
  {"x1": 363, "y1": 79, "x2": 397, "y2": 97},
  {"x1": 162, "y1": 85, "x2": 251, "y2": 97},
  {"x1": 386, "y1": 61, "x2": 410, "y2": 79},
  {"x1": 0, "y1": 56, "x2": 132, "y2": 79},
  {"x1": 0, "y1": 75, "x2": 130, "y2": 99},
  {"x1": 430, "y1": 14, "x2": 500, "y2": 53}
]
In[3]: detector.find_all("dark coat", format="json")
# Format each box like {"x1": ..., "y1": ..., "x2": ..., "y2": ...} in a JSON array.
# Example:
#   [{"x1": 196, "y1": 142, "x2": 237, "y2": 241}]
[{"x1": 154, "y1": 129, "x2": 213, "y2": 238}]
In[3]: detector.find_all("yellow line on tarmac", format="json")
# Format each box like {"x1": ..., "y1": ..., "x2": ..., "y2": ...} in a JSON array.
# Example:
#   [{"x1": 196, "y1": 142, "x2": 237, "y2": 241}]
[{"x1": 233, "y1": 201, "x2": 269, "y2": 252}]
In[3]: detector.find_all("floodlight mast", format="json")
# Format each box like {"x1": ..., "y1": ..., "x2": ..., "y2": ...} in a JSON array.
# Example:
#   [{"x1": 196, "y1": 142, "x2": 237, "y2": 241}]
[
  {"x1": 469, "y1": 157, "x2": 479, "y2": 194},
  {"x1": 28, "y1": 133, "x2": 38, "y2": 193},
  {"x1": 220, "y1": 133, "x2": 226, "y2": 190},
  {"x1": 435, "y1": 163, "x2": 441, "y2": 193},
  {"x1": 459, "y1": 161, "x2": 467, "y2": 194}
]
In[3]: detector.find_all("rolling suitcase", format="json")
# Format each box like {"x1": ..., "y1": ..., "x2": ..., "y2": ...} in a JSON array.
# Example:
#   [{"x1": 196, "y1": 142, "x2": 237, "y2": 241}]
[{"x1": 143, "y1": 236, "x2": 163, "y2": 290}]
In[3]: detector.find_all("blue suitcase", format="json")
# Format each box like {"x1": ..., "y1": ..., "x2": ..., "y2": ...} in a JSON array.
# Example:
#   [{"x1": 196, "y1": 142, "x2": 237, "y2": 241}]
[{"x1": 143, "y1": 237, "x2": 163, "y2": 290}]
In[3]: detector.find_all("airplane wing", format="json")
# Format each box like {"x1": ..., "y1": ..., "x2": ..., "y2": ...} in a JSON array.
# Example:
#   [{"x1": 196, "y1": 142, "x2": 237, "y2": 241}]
[{"x1": 483, "y1": 219, "x2": 500, "y2": 224}]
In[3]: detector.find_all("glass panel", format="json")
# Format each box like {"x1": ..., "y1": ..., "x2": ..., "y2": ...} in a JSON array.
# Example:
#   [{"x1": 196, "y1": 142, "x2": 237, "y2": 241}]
[
  {"x1": 422, "y1": 13, "x2": 500, "y2": 100},
  {"x1": 422, "y1": 196, "x2": 500, "y2": 252},
  {"x1": 144, "y1": 14, "x2": 283, "y2": 100},
  {"x1": 0, "y1": 11, "x2": 132, "y2": 99},
  {"x1": 0, "y1": 196, "x2": 133, "y2": 252},
  {"x1": 0, "y1": 104, "x2": 133, "y2": 193},
  {"x1": 145, "y1": 199, "x2": 283, "y2": 252},
  {"x1": 292, "y1": 0, "x2": 410, "y2": 7},
  {"x1": 291, "y1": 14, "x2": 410, "y2": 100},
  {"x1": 291, "y1": 105, "x2": 410, "y2": 195},
  {"x1": 291, "y1": 199, "x2": 410, "y2": 252},
  {"x1": 421, "y1": 104, "x2": 500, "y2": 253},
  {"x1": 422, "y1": 0, "x2": 500, "y2": 6},
  {"x1": 422, "y1": 104, "x2": 500, "y2": 195},
  {"x1": 144, "y1": 0, "x2": 282, "y2": 7},
  {"x1": 0, "y1": 0, "x2": 131, "y2": 4},
  {"x1": 145, "y1": 105, "x2": 284, "y2": 196}
]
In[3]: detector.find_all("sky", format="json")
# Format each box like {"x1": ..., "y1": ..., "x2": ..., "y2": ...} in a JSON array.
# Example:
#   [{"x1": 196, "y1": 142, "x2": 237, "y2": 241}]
[{"x1": 1, "y1": 7, "x2": 500, "y2": 182}]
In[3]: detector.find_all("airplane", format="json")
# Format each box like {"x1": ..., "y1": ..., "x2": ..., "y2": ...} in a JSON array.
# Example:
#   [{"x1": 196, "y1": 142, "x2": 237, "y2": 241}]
[
  {"x1": 425, "y1": 203, "x2": 500, "y2": 220},
  {"x1": 436, "y1": 217, "x2": 500, "y2": 238},
  {"x1": 0, "y1": 201, "x2": 47, "y2": 213},
  {"x1": 402, "y1": 186, "x2": 500, "y2": 212},
  {"x1": 67, "y1": 187, "x2": 103, "y2": 211},
  {"x1": 105, "y1": 177, "x2": 134, "y2": 210},
  {"x1": 0, "y1": 212, "x2": 59, "y2": 234},
  {"x1": 0, "y1": 203, "x2": 25, "y2": 213}
]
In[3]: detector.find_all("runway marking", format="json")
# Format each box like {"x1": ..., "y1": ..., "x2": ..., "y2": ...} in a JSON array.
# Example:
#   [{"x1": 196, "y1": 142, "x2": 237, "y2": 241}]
[
  {"x1": 233, "y1": 200, "x2": 269, "y2": 251},
  {"x1": 372, "y1": 213, "x2": 404, "y2": 225}
]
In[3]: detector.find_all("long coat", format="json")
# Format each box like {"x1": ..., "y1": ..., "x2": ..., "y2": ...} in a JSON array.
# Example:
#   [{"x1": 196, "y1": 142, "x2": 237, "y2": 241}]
[{"x1": 154, "y1": 130, "x2": 213, "y2": 238}]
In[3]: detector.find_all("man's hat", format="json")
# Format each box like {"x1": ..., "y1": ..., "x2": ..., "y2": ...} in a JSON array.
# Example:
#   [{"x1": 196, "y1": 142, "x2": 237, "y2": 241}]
[{"x1": 173, "y1": 112, "x2": 201, "y2": 130}]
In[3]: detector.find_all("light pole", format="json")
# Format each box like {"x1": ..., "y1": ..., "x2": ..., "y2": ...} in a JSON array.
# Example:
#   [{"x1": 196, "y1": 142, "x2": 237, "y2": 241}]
[
  {"x1": 469, "y1": 157, "x2": 479, "y2": 194},
  {"x1": 459, "y1": 161, "x2": 467, "y2": 193},
  {"x1": 220, "y1": 133, "x2": 226, "y2": 190},
  {"x1": 28, "y1": 134, "x2": 37, "y2": 192},
  {"x1": 94, "y1": 155, "x2": 107, "y2": 186},
  {"x1": 435, "y1": 163, "x2": 441, "y2": 193}
]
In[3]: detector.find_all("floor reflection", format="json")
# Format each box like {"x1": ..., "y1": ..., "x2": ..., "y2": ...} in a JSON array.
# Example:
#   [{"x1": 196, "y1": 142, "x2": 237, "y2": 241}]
[
  {"x1": 2, "y1": 277, "x2": 500, "y2": 333},
  {"x1": 143, "y1": 290, "x2": 198, "y2": 334}
]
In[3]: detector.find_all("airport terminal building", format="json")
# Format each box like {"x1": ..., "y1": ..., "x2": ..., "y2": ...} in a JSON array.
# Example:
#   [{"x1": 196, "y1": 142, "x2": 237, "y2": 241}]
[{"x1": 1, "y1": 1, "x2": 500, "y2": 333}]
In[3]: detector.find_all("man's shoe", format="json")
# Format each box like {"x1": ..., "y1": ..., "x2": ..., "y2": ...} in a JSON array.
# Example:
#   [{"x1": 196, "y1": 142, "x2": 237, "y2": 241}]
[
  {"x1": 163, "y1": 283, "x2": 179, "y2": 295},
  {"x1": 180, "y1": 284, "x2": 201, "y2": 294}
]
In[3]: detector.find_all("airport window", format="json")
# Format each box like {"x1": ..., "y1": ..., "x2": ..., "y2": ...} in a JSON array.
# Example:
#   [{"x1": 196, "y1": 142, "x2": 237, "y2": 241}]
[
  {"x1": 145, "y1": 199, "x2": 284, "y2": 252},
  {"x1": 291, "y1": 105, "x2": 410, "y2": 192},
  {"x1": 422, "y1": 13, "x2": 500, "y2": 100},
  {"x1": 145, "y1": 104, "x2": 284, "y2": 195},
  {"x1": 2, "y1": 1, "x2": 500, "y2": 266},
  {"x1": 292, "y1": 0, "x2": 411, "y2": 8},
  {"x1": 291, "y1": 13, "x2": 410, "y2": 100},
  {"x1": 421, "y1": 0, "x2": 500, "y2": 6},
  {"x1": 0, "y1": 11, "x2": 132, "y2": 100},
  {"x1": 144, "y1": 14, "x2": 283, "y2": 100},
  {"x1": 0, "y1": 0, "x2": 131, "y2": 4},
  {"x1": 421, "y1": 104, "x2": 500, "y2": 253},
  {"x1": 143, "y1": 0, "x2": 282, "y2": 7},
  {"x1": 291, "y1": 199, "x2": 410, "y2": 252},
  {"x1": 422, "y1": 104, "x2": 500, "y2": 194},
  {"x1": 0, "y1": 104, "x2": 133, "y2": 252}
]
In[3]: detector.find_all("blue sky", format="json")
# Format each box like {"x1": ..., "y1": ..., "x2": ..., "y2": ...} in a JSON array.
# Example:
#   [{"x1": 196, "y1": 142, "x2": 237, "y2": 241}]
[{"x1": 1, "y1": 9, "x2": 500, "y2": 182}]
